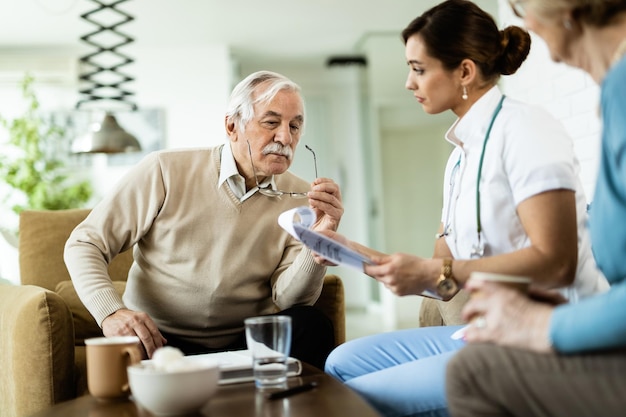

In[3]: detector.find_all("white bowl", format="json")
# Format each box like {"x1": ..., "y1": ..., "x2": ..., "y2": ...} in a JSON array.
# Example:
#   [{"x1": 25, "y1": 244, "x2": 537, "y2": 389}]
[{"x1": 128, "y1": 358, "x2": 219, "y2": 416}]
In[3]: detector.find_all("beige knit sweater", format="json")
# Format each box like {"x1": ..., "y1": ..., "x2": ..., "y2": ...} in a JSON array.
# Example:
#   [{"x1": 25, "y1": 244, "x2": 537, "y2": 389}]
[{"x1": 64, "y1": 146, "x2": 326, "y2": 348}]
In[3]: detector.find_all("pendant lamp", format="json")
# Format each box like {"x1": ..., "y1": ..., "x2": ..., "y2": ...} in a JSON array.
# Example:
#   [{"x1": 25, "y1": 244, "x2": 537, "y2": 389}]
[
  {"x1": 71, "y1": 112, "x2": 140, "y2": 153},
  {"x1": 72, "y1": 0, "x2": 141, "y2": 154}
]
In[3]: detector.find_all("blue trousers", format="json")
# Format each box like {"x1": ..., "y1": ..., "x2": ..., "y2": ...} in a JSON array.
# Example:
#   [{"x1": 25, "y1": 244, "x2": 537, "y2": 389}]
[{"x1": 324, "y1": 325, "x2": 466, "y2": 417}]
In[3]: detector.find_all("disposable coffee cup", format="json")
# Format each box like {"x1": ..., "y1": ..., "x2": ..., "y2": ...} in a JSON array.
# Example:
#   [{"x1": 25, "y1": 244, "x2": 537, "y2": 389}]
[
  {"x1": 85, "y1": 336, "x2": 142, "y2": 400},
  {"x1": 244, "y1": 316, "x2": 292, "y2": 389},
  {"x1": 449, "y1": 272, "x2": 533, "y2": 339},
  {"x1": 470, "y1": 271, "x2": 531, "y2": 293}
]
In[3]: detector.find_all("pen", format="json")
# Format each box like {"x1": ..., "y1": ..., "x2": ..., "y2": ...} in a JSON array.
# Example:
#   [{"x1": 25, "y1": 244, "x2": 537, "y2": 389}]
[{"x1": 266, "y1": 381, "x2": 318, "y2": 400}]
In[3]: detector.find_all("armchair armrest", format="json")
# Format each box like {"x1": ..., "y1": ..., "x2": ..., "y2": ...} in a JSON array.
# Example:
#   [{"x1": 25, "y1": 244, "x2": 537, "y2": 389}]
[
  {"x1": 0, "y1": 284, "x2": 75, "y2": 417},
  {"x1": 314, "y1": 274, "x2": 345, "y2": 346}
]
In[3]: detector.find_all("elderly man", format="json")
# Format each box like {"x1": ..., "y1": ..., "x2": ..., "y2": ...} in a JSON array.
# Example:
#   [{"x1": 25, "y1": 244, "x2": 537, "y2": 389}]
[{"x1": 64, "y1": 71, "x2": 343, "y2": 369}]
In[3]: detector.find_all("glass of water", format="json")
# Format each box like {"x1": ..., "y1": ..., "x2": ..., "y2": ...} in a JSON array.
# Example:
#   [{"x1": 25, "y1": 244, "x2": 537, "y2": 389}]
[{"x1": 244, "y1": 315, "x2": 292, "y2": 388}]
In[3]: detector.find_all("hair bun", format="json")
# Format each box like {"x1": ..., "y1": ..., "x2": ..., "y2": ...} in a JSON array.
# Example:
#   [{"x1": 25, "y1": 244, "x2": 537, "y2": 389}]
[{"x1": 498, "y1": 26, "x2": 531, "y2": 75}]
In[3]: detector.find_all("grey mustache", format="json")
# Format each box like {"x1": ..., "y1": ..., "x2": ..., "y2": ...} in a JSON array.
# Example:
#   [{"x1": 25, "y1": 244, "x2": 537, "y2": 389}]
[{"x1": 262, "y1": 143, "x2": 293, "y2": 160}]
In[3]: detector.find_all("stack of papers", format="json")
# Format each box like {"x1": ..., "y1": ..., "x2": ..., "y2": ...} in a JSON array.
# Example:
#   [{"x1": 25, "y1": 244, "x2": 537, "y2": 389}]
[{"x1": 278, "y1": 206, "x2": 372, "y2": 271}]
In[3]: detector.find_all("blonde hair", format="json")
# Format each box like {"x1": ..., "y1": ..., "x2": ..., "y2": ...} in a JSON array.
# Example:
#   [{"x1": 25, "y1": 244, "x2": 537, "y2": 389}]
[{"x1": 526, "y1": 0, "x2": 626, "y2": 26}]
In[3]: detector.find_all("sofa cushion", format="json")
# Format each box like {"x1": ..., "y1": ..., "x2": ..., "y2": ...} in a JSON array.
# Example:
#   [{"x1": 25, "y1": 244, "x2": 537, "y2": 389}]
[
  {"x1": 19, "y1": 209, "x2": 133, "y2": 292},
  {"x1": 55, "y1": 280, "x2": 127, "y2": 345},
  {"x1": 19, "y1": 209, "x2": 91, "y2": 291}
]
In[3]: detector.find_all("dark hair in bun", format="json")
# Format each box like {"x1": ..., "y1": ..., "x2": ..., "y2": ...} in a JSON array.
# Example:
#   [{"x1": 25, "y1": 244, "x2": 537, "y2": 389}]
[{"x1": 402, "y1": 0, "x2": 531, "y2": 82}]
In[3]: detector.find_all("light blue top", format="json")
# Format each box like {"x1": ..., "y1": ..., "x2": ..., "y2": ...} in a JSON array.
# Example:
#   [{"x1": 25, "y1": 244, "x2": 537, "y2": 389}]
[{"x1": 551, "y1": 55, "x2": 626, "y2": 352}]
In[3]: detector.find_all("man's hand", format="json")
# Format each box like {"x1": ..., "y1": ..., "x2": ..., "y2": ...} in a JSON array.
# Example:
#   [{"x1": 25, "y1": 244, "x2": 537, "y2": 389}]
[
  {"x1": 308, "y1": 177, "x2": 343, "y2": 233},
  {"x1": 310, "y1": 229, "x2": 344, "y2": 266},
  {"x1": 102, "y1": 308, "x2": 167, "y2": 358}
]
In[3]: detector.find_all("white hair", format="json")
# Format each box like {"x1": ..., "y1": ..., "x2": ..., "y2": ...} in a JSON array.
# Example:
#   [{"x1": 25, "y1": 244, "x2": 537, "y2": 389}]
[{"x1": 225, "y1": 70, "x2": 304, "y2": 134}]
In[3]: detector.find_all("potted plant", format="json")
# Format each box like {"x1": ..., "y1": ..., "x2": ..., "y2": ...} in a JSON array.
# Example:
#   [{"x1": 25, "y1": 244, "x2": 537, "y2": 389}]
[{"x1": 0, "y1": 74, "x2": 93, "y2": 245}]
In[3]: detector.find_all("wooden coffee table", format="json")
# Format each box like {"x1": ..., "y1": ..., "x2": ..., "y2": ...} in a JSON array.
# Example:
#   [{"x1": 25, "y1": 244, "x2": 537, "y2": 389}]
[{"x1": 28, "y1": 363, "x2": 381, "y2": 417}]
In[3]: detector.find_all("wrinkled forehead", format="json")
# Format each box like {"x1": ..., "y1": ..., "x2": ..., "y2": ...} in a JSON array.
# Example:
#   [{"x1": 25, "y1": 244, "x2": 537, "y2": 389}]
[{"x1": 252, "y1": 86, "x2": 304, "y2": 122}]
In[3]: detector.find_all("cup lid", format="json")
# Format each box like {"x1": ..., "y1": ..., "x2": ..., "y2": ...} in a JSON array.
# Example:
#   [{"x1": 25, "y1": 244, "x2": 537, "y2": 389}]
[{"x1": 470, "y1": 271, "x2": 531, "y2": 284}]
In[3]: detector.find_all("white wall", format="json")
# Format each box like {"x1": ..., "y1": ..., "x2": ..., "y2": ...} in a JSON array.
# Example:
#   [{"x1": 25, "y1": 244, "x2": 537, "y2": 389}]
[
  {"x1": 498, "y1": 1, "x2": 601, "y2": 200},
  {"x1": 380, "y1": 122, "x2": 453, "y2": 327},
  {"x1": 134, "y1": 45, "x2": 232, "y2": 150}
]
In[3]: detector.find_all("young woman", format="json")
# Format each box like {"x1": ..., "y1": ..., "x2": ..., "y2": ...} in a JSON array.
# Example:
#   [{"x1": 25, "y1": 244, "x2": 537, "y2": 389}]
[
  {"x1": 446, "y1": 1, "x2": 626, "y2": 416},
  {"x1": 322, "y1": 1, "x2": 607, "y2": 416}
]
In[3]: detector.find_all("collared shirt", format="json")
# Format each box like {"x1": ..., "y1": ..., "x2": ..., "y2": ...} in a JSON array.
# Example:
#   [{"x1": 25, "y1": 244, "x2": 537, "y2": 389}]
[{"x1": 218, "y1": 143, "x2": 274, "y2": 202}]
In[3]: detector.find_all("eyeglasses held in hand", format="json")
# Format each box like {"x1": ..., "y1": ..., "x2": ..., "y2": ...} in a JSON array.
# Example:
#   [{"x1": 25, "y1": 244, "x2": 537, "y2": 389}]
[{"x1": 247, "y1": 141, "x2": 318, "y2": 199}]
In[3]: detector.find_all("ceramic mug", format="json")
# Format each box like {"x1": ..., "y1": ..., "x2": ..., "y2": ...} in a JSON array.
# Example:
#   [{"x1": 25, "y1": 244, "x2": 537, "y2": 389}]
[{"x1": 85, "y1": 336, "x2": 142, "y2": 400}]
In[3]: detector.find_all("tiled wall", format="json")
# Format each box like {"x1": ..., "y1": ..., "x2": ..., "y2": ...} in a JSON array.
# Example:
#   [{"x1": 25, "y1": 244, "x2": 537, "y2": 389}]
[{"x1": 499, "y1": 4, "x2": 601, "y2": 203}]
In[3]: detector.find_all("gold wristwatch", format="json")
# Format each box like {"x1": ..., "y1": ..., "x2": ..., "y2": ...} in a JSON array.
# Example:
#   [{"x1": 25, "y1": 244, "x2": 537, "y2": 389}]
[{"x1": 436, "y1": 258, "x2": 459, "y2": 301}]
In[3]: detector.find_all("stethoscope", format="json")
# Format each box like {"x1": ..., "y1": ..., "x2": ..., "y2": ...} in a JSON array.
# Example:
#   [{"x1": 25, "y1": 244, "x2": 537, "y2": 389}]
[{"x1": 437, "y1": 95, "x2": 506, "y2": 259}]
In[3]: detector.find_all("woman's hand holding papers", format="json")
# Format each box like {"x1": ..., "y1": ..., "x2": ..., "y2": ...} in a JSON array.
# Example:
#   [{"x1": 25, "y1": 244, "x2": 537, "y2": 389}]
[{"x1": 364, "y1": 254, "x2": 441, "y2": 296}]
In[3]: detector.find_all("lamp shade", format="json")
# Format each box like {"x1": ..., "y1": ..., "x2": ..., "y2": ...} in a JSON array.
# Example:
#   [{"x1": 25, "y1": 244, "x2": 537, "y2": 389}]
[{"x1": 71, "y1": 113, "x2": 141, "y2": 154}]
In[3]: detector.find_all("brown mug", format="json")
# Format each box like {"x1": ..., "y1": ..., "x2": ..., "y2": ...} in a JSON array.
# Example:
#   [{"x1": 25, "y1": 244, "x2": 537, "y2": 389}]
[{"x1": 85, "y1": 336, "x2": 142, "y2": 401}]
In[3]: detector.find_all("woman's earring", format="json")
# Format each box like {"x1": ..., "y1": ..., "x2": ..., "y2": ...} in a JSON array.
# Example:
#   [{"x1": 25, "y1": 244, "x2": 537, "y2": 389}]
[
  {"x1": 563, "y1": 19, "x2": 572, "y2": 30},
  {"x1": 462, "y1": 86, "x2": 468, "y2": 100}
]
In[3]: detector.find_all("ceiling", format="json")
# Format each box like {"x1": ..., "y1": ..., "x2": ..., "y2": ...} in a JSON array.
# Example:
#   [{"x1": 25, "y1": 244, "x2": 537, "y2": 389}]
[{"x1": 0, "y1": 0, "x2": 497, "y2": 66}]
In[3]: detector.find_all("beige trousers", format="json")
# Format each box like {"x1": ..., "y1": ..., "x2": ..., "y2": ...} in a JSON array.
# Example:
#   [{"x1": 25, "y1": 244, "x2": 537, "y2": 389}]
[{"x1": 447, "y1": 343, "x2": 626, "y2": 417}]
